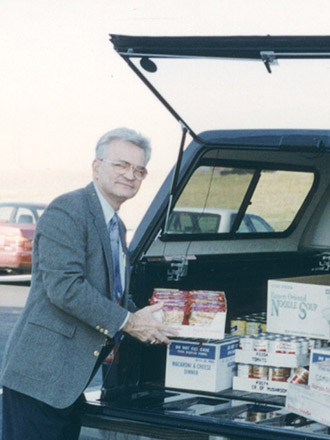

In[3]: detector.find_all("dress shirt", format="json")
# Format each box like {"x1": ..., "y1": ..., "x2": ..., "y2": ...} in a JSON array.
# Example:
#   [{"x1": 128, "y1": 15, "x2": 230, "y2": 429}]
[{"x1": 93, "y1": 183, "x2": 129, "y2": 329}]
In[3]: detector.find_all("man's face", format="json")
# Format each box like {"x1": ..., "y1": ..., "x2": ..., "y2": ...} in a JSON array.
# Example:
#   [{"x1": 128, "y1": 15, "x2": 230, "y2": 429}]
[{"x1": 93, "y1": 140, "x2": 147, "y2": 210}]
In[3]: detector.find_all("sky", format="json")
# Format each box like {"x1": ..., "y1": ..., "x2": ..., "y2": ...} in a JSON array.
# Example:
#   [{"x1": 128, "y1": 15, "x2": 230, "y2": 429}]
[
  {"x1": 1, "y1": 0, "x2": 330, "y2": 230},
  {"x1": 1, "y1": 0, "x2": 330, "y2": 173}
]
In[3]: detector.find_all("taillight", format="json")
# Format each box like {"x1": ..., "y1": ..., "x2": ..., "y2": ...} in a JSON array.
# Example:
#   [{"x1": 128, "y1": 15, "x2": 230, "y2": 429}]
[{"x1": 4, "y1": 234, "x2": 32, "y2": 251}]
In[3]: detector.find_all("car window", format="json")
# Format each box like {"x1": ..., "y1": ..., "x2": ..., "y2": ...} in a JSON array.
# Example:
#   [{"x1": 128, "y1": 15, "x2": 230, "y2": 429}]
[
  {"x1": 15, "y1": 208, "x2": 36, "y2": 224},
  {"x1": 0, "y1": 206, "x2": 14, "y2": 223},
  {"x1": 166, "y1": 162, "x2": 315, "y2": 236},
  {"x1": 198, "y1": 213, "x2": 220, "y2": 233},
  {"x1": 168, "y1": 211, "x2": 220, "y2": 234},
  {"x1": 36, "y1": 207, "x2": 46, "y2": 219},
  {"x1": 247, "y1": 214, "x2": 272, "y2": 233},
  {"x1": 237, "y1": 216, "x2": 251, "y2": 233}
]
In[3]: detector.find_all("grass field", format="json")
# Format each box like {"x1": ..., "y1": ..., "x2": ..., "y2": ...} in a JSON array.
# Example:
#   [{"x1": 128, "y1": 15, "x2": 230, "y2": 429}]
[
  {"x1": 0, "y1": 166, "x2": 314, "y2": 232},
  {"x1": 176, "y1": 168, "x2": 314, "y2": 231}
]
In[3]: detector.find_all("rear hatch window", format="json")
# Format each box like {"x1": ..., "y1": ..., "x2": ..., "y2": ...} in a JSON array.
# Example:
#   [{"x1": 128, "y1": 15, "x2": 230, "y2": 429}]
[
  {"x1": 111, "y1": 36, "x2": 330, "y2": 136},
  {"x1": 167, "y1": 163, "x2": 315, "y2": 236}
]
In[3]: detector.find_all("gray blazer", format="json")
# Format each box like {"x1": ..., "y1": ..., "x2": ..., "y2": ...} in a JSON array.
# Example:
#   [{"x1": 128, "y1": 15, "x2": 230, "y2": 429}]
[{"x1": 0, "y1": 183, "x2": 136, "y2": 408}]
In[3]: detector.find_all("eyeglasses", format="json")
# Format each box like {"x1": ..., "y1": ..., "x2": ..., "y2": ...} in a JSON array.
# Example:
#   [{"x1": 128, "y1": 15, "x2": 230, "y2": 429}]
[{"x1": 100, "y1": 159, "x2": 148, "y2": 180}]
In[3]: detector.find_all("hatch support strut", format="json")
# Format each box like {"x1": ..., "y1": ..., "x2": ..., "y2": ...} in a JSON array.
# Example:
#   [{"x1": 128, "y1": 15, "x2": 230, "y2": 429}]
[
  {"x1": 164, "y1": 125, "x2": 188, "y2": 234},
  {"x1": 121, "y1": 55, "x2": 196, "y2": 139}
]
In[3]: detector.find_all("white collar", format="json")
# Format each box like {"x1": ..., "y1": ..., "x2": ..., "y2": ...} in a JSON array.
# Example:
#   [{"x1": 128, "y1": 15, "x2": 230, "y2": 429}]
[{"x1": 93, "y1": 183, "x2": 118, "y2": 225}]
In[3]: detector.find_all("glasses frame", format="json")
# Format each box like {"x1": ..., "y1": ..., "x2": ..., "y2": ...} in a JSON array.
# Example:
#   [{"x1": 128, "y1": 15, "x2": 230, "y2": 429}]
[{"x1": 100, "y1": 159, "x2": 148, "y2": 180}]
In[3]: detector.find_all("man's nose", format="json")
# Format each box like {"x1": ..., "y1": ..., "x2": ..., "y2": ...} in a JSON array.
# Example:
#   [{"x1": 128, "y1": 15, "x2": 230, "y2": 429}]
[{"x1": 123, "y1": 165, "x2": 136, "y2": 180}]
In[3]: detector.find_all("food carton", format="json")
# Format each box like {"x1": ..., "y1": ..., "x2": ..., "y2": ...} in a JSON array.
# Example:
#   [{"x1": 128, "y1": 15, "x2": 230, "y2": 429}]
[
  {"x1": 165, "y1": 336, "x2": 238, "y2": 392},
  {"x1": 152, "y1": 288, "x2": 227, "y2": 340},
  {"x1": 309, "y1": 349, "x2": 330, "y2": 395},
  {"x1": 267, "y1": 274, "x2": 330, "y2": 339},
  {"x1": 286, "y1": 383, "x2": 330, "y2": 427}
]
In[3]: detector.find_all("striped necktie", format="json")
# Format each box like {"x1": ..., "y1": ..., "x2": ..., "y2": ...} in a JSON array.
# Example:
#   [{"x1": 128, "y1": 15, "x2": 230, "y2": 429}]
[{"x1": 109, "y1": 213, "x2": 123, "y2": 304}]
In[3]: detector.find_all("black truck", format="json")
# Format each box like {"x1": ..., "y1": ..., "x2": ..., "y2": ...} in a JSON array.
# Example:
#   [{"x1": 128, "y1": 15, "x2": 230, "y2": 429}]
[{"x1": 80, "y1": 34, "x2": 330, "y2": 440}]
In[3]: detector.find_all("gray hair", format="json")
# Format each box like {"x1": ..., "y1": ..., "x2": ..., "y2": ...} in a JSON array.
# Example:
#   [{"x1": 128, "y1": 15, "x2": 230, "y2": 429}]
[{"x1": 95, "y1": 127, "x2": 151, "y2": 163}]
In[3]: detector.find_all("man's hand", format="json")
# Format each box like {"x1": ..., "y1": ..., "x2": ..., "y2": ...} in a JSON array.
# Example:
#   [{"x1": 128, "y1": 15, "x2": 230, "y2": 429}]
[{"x1": 122, "y1": 302, "x2": 178, "y2": 345}]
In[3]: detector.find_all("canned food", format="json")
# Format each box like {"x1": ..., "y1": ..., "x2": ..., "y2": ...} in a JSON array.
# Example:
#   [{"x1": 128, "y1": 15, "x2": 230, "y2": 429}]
[
  {"x1": 268, "y1": 367, "x2": 290, "y2": 382},
  {"x1": 256, "y1": 321, "x2": 264, "y2": 335},
  {"x1": 237, "y1": 363, "x2": 254, "y2": 378},
  {"x1": 230, "y1": 317, "x2": 247, "y2": 335},
  {"x1": 297, "y1": 337, "x2": 309, "y2": 354},
  {"x1": 288, "y1": 367, "x2": 309, "y2": 384},
  {"x1": 246, "y1": 318, "x2": 259, "y2": 335},
  {"x1": 253, "y1": 365, "x2": 269, "y2": 379},
  {"x1": 309, "y1": 338, "x2": 322, "y2": 353},
  {"x1": 254, "y1": 335, "x2": 268, "y2": 352},
  {"x1": 246, "y1": 411, "x2": 267, "y2": 422},
  {"x1": 260, "y1": 321, "x2": 267, "y2": 333},
  {"x1": 239, "y1": 335, "x2": 255, "y2": 351},
  {"x1": 284, "y1": 337, "x2": 300, "y2": 355},
  {"x1": 268, "y1": 336, "x2": 286, "y2": 353}
]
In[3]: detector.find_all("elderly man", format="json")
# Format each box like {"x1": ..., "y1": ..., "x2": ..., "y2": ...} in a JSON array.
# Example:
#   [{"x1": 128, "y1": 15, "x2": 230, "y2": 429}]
[{"x1": 1, "y1": 128, "x2": 176, "y2": 440}]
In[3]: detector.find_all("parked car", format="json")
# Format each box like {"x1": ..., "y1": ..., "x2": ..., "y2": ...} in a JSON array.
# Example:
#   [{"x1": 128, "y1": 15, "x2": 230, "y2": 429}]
[
  {"x1": 0, "y1": 202, "x2": 46, "y2": 273},
  {"x1": 167, "y1": 207, "x2": 274, "y2": 234}
]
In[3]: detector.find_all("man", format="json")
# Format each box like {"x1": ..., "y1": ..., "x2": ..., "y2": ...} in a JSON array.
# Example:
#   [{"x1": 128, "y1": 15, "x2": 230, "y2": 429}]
[{"x1": 1, "y1": 128, "x2": 176, "y2": 439}]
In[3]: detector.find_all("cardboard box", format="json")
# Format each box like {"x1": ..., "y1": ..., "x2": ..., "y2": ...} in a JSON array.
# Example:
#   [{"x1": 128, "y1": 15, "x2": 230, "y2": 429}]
[
  {"x1": 152, "y1": 289, "x2": 227, "y2": 340},
  {"x1": 161, "y1": 312, "x2": 227, "y2": 340},
  {"x1": 310, "y1": 346, "x2": 330, "y2": 364},
  {"x1": 235, "y1": 349, "x2": 310, "y2": 368},
  {"x1": 165, "y1": 337, "x2": 238, "y2": 392},
  {"x1": 285, "y1": 383, "x2": 330, "y2": 427},
  {"x1": 309, "y1": 348, "x2": 330, "y2": 394},
  {"x1": 232, "y1": 376, "x2": 288, "y2": 396},
  {"x1": 267, "y1": 274, "x2": 330, "y2": 340}
]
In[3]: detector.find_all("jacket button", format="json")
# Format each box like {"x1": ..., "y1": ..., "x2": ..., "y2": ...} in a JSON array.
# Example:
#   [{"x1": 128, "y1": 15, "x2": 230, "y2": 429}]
[
  {"x1": 104, "y1": 329, "x2": 109, "y2": 335},
  {"x1": 93, "y1": 350, "x2": 100, "y2": 357},
  {"x1": 96, "y1": 325, "x2": 100, "y2": 330},
  {"x1": 100, "y1": 328, "x2": 104, "y2": 333}
]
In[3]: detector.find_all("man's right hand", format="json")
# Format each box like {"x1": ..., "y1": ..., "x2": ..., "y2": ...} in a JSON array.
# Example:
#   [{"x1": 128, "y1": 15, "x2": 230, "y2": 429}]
[{"x1": 122, "y1": 302, "x2": 178, "y2": 345}]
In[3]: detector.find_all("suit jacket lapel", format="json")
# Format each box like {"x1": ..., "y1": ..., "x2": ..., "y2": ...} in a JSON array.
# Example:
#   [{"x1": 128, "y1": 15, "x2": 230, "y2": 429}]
[
  {"x1": 85, "y1": 183, "x2": 130, "y2": 302},
  {"x1": 85, "y1": 183, "x2": 115, "y2": 299}
]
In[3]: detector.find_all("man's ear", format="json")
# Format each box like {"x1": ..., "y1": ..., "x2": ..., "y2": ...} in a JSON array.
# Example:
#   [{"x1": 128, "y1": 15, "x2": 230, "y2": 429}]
[{"x1": 92, "y1": 159, "x2": 101, "y2": 179}]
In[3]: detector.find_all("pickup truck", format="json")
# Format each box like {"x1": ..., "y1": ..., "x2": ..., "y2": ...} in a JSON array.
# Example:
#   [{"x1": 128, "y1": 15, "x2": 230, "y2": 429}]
[{"x1": 78, "y1": 34, "x2": 330, "y2": 440}]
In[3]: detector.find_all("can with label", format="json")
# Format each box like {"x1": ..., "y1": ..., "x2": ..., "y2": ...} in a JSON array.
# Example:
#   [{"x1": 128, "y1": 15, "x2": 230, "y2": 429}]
[
  {"x1": 309, "y1": 338, "x2": 322, "y2": 353},
  {"x1": 268, "y1": 367, "x2": 290, "y2": 382},
  {"x1": 239, "y1": 335, "x2": 255, "y2": 351},
  {"x1": 297, "y1": 337, "x2": 309, "y2": 355},
  {"x1": 246, "y1": 318, "x2": 259, "y2": 335},
  {"x1": 284, "y1": 337, "x2": 300, "y2": 355},
  {"x1": 230, "y1": 317, "x2": 246, "y2": 335},
  {"x1": 288, "y1": 367, "x2": 309, "y2": 384},
  {"x1": 254, "y1": 335, "x2": 268, "y2": 352},
  {"x1": 237, "y1": 363, "x2": 254, "y2": 378},
  {"x1": 260, "y1": 320, "x2": 267, "y2": 333},
  {"x1": 247, "y1": 411, "x2": 267, "y2": 422},
  {"x1": 268, "y1": 335, "x2": 286, "y2": 353},
  {"x1": 253, "y1": 365, "x2": 269, "y2": 379}
]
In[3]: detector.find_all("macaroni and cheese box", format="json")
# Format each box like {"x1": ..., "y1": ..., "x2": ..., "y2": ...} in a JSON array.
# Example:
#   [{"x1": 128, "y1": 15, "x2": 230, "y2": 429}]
[
  {"x1": 309, "y1": 348, "x2": 330, "y2": 394},
  {"x1": 165, "y1": 336, "x2": 238, "y2": 392}
]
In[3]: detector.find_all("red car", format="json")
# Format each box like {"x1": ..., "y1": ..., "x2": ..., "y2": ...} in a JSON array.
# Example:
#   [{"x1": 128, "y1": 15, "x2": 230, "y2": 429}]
[{"x1": 0, "y1": 202, "x2": 47, "y2": 273}]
